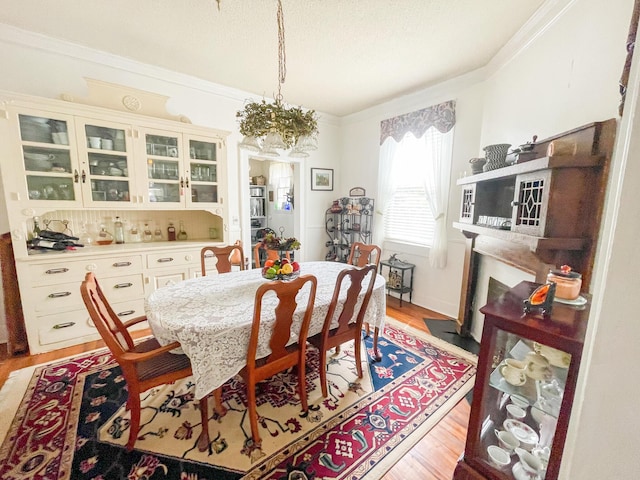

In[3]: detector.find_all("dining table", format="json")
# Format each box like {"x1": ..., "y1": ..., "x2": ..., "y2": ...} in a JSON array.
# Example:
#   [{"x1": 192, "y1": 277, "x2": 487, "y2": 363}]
[{"x1": 144, "y1": 260, "x2": 387, "y2": 401}]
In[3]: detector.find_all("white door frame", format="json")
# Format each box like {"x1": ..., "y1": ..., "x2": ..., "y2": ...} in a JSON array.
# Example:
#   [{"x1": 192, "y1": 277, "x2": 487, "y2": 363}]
[{"x1": 237, "y1": 147, "x2": 306, "y2": 265}]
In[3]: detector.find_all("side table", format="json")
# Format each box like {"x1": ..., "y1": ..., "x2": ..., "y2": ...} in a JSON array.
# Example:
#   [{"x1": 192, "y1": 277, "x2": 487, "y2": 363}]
[{"x1": 379, "y1": 259, "x2": 415, "y2": 306}]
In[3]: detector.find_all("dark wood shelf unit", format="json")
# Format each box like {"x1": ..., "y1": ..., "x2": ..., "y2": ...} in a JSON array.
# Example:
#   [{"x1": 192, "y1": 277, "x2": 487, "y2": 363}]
[{"x1": 454, "y1": 119, "x2": 616, "y2": 336}]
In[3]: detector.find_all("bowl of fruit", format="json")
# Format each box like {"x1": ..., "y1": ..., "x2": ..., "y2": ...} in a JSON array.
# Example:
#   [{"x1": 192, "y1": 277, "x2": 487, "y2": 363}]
[{"x1": 261, "y1": 258, "x2": 301, "y2": 281}]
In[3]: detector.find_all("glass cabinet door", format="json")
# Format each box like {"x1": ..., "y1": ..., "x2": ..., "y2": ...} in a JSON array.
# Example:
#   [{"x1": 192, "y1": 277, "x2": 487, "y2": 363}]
[
  {"x1": 187, "y1": 137, "x2": 220, "y2": 205},
  {"x1": 144, "y1": 131, "x2": 182, "y2": 205},
  {"x1": 77, "y1": 119, "x2": 134, "y2": 206},
  {"x1": 19, "y1": 113, "x2": 81, "y2": 205},
  {"x1": 475, "y1": 328, "x2": 569, "y2": 479}
]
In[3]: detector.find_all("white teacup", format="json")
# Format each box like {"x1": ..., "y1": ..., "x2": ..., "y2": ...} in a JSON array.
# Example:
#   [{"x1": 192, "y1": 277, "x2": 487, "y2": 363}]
[
  {"x1": 499, "y1": 359, "x2": 527, "y2": 386},
  {"x1": 487, "y1": 445, "x2": 511, "y2": 469},
  {"x1": 525, "y1": 352, "x2": 552, "y2": 380},
  {"x1": 88, "y1": 136, "x2": 102, "y2": 149},
  {"x1": 101, "y1": 138, "x2": 114, "y2": 150},
  {"x1": 494, "y1": 429, "x2": 520, "y2": 453}
]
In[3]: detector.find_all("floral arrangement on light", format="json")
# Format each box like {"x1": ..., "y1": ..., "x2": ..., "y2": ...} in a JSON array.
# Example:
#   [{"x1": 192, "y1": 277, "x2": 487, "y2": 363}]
[
  {"x1": 261, "y1": 232, "x2": 301, "y2": 251},
  {"x1": 236, "y1": 99, "x2": 318, "y2": 149}
]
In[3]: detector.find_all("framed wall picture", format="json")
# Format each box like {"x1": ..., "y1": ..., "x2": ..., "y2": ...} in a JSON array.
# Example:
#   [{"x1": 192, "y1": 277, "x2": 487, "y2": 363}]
[{"x1": 311, "y1": 168, "x2": 334, "y2": 191}]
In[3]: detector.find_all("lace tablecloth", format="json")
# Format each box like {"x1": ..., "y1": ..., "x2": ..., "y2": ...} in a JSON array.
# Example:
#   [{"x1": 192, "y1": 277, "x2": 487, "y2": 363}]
[{"x1": 145, "y1": 261, "x2": 386, "y2": 399}]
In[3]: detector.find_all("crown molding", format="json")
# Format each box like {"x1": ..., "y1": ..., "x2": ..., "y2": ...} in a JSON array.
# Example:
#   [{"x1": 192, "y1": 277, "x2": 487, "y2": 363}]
[
  {"x1": 485, "y1": 0, "x2": 575, "y2": 76},
  {"x1": 0, "y1": 23, "x2": 339, "y2": 127}
]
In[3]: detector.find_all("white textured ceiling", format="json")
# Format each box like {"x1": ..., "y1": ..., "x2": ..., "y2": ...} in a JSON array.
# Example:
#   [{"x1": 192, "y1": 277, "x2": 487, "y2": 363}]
[{"x1": 1, "y1": 0, "x2": 545, "y2": 116}]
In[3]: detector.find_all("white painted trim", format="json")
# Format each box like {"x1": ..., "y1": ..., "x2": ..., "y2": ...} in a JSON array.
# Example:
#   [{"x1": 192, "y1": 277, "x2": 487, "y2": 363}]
[{"x1": 486, "y1": 0, "x2": 576, "y2": 76}]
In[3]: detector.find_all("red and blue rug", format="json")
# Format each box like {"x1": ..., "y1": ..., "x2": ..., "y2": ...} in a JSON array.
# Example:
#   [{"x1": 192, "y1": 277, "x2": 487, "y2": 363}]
[{"x1": 0, "y1": 318, "x2": 476, "y2": 479}]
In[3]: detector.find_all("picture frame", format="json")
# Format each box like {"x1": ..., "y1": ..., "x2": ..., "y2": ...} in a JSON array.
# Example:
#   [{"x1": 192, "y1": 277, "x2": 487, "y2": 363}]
[{"x1": 311, "y1": 168, "x2": 334, "y2": 191}]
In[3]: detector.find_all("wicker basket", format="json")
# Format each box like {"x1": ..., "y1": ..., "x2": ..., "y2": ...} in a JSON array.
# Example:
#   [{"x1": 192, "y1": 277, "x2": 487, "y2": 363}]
[{"x1": 483, "y1": 144, "x2": 511, "y2": 171}]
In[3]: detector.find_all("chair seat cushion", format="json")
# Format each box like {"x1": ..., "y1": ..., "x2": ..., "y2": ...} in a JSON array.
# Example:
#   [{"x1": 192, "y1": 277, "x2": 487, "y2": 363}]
[{"x1": 133, "y1": 338, "x2": 192, "y2": 381}]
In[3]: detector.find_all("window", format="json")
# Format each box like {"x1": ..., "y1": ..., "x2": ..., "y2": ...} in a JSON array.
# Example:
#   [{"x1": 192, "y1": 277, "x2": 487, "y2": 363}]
[
  {"x1": 382, "y1": 130, "x2": 446, "y2": 247},
  {"x1": 378, "y1": 100, "x2": 455, "y2": 267},
  {"x1": 268, "y1": 162, "x2": 294, "y2": 211}
]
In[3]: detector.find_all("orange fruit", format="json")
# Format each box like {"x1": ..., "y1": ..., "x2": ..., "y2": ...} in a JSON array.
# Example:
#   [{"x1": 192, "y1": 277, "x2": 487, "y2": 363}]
[{"x1": 264, "y1": 259, "x2": 275, "y2": 268}]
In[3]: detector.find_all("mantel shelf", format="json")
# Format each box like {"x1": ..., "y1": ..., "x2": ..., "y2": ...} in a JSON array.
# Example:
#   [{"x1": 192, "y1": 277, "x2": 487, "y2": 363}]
[
  {"x1": 457, "y1": 154, "x2": 604, "y2": 186},
  {"x1": 452, "y1": 222, "x2": 587, "y2": 252}
]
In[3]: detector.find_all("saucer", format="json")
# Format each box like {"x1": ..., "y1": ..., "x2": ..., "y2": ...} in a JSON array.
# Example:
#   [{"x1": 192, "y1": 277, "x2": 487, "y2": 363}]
[
  {"x1": 554, "y1": 295, "x2": 587, "y2": 306},
  {"x1": 504, "y1": 419, "x2": 539, "y2": 446},
  {"x1": 513, "y1": 461, "x2": 540, "y2": 480}
]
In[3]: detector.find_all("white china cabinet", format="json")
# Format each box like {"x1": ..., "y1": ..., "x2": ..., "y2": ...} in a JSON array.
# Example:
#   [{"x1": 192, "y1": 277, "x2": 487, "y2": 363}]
[{"x1": 0, "y1": 87, "x2": 230, "y2": 354}]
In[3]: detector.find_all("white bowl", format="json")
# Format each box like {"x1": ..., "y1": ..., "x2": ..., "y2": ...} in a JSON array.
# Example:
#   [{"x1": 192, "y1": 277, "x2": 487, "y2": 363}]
[{"x1": 487, "y1": 445, "x2": 511, "y2": 469}]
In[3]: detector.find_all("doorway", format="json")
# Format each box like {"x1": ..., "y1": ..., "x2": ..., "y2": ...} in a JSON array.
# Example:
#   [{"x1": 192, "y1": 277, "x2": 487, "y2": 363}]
[{"x1": 238, "y1": 150, "x2": 304, "y2": 266}]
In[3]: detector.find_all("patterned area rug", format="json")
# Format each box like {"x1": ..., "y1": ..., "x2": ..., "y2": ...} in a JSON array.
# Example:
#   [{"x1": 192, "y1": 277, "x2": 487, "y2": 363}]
[{"x1": 0, "y1": 318, "x2": 476, "y2": 480}]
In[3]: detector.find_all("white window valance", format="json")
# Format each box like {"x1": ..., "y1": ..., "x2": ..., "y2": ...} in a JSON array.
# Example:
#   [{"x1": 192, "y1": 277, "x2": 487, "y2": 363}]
[{"x1": 379, "y1": 100, "x2": 456, "y2": 145}]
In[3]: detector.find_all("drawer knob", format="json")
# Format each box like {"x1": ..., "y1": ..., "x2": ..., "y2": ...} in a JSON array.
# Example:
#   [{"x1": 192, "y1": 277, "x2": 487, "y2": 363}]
[
  {"x1": 185, "y1": 254, "x2": 193, "y2": 261},
  {"x1": 117, "y1": 310, "x2": 135, "y2": 317},
  {"x1": 53, "y1": 321, "x2": 75, "y2": 329},
  {"x1": 86, "y1": 263, "x2": 97, "y2": 271},
  {"x1": 45, "y1": 268, "x2": 69, "y2": 274},
  {"x1": 157, "y1": 257, "x2": 174, "y2": 263},
  {"x1": 113, "y1": 261, "x2": 132, "y2": 267},
  {"x1": 114, "y1": 282, "x2": 133, "y2": 289},
  {"x1": 48, "y1": 291, "x2": 72, "y2": 298}
]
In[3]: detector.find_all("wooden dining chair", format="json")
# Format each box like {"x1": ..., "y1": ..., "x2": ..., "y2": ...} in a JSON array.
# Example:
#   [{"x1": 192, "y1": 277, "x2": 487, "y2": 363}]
[
  {"x1": 307, "y1": 264, "x2": 377, "y2": 397},
  {"x1": 201, "y1": 242, "x2": 245, "y2": 275},
  {"x1": 80, "y1": 272, "x2": 212, "y2": 451},
  {"x1": 347, "y1": 242, "x2": 382, "y2": 268},
  {"x1": 238, "y1": 274, "x2": 317, "y2": 447},
  {"x1": 347, "y1": 243, "x2": 381, "y2": 336},
  {"x1": 253, "y1": 243, "x2": 290, "y2": 268}
]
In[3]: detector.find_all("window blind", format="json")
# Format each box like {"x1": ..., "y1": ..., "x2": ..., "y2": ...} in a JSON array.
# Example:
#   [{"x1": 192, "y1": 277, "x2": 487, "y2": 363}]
[{"x1": 384, "y1": 185, "x2": 435, "y2": 246}]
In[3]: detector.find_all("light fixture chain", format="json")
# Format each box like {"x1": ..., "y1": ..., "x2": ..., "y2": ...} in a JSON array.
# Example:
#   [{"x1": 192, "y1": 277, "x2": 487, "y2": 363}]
[{"x1": 277, "y1": 0, "x2": 286, "y2": 102}]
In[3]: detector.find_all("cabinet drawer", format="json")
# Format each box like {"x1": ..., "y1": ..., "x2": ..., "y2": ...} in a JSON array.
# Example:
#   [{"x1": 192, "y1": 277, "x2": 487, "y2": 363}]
[
  {"x1": 37, "y1": 308, "x2": 97, "y2": 346},
  {"x1": 33, "y1": 274, "x2": 143, "y2": 312},
  {"x1": 28, "y1": 261, "x2": 89, "y2": 287},
  {"x1": 33, "y1": 283, "x2": 83, "y2": 312},
  {"x1": 109, "y1": 298, "x2": 147, "y2": 324},
  {"x1": 86, "y1": 255, "x2": 143, "y2": 276},
  {"x1": 28, "y1": 255, "x2": 143, "y2": 286},
  {"x1": 36, "y1": 299, "x2": 147, "y2": 347},
  {"x1": 146, "y1": 250, "x2": 199, "y2": 269},
  {"x1": 96, "y1": 274, "x2": 145, "y2": 303}
]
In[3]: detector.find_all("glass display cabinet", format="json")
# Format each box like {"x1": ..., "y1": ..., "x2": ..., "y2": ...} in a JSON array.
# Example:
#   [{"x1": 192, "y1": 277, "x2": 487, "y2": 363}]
[
  {"x1": 454, "y1": 281, "x2": 588, "y2": 480},
  {"x1": 19, "y1": 113, "x2": 79, "y2": 207}
]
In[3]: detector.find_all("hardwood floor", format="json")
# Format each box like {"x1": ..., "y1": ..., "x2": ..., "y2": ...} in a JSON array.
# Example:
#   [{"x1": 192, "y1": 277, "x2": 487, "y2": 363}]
[
  {"x1": 0, "y1": 295, "x2": 470, "y2": 479},
  {"x1": 382, "y1": 296, "x2": 470, "y2": 480}
]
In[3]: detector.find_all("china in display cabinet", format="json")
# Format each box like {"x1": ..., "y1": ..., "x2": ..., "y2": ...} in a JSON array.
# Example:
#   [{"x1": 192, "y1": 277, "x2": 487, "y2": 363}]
[
  {"x1": 454, "y1": 281, "x2": 588, "y2": 480},
  {"x1": 1, "y1": 96, "x2": 227, "y2": 214},
  {"x1": 324, "y1": 194, "x2": 374, "y2": 262}
]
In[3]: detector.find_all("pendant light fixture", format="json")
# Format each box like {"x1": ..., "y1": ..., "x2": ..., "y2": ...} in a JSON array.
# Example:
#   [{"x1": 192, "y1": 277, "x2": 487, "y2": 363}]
[{"x1": 237, "y1": 0, "x2": 318, "y2": 157}]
